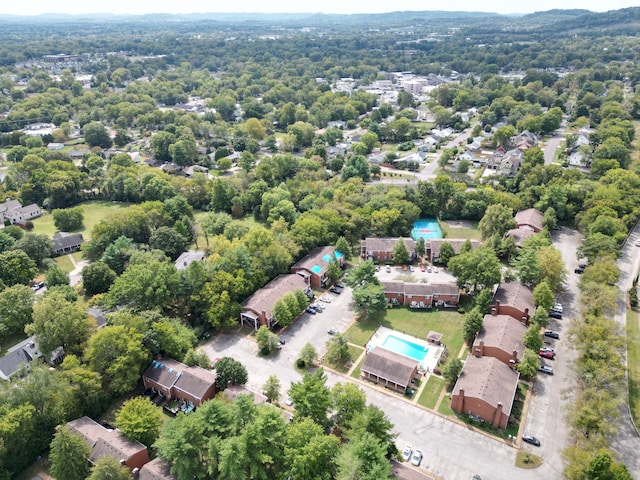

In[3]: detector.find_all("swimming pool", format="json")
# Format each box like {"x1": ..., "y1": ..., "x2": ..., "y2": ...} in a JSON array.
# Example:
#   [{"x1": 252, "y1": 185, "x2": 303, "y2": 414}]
[
  {"x1": 381, "y1": 335, "x2": 429, "y2": 363},
  {"x1": 411, "y1": 219, "x2": 443, "y2": 241}
]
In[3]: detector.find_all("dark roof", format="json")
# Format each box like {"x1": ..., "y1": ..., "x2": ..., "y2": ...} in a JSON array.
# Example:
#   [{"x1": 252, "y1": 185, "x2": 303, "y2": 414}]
[
  {"x1": 241, "y1": 274, "x2": 308, "y2": 319},
  {"x1": 87, "y1": 307, "x2": 108, "y2": 328},
  {"x1": 143, "y1": 359, "x2": 182, "y2": 390},
  {"x1": 143, "y1": 358, "x2": 216, "y2": 401},
  {"x1": 452, "y1": 356, "x2": 519, "y2": 415},
  {"x1": 361, "y1": 237, "x2": 416, "y2": 255},
  {"x1": 139, "y1": 457, "x2": 177, "y2": 480},
  {"x1": 362, "y1": 347, "x2": 418, "y2": 388},
  {"x1": 51, "y1": 232, "x2": 84, "y2": 252},
  {"x1": 380, "y1": 280, "x2": 405, "y2": 293},
  {"x1": 0, "y1": 348, "x2": 32, "y2": 379},
  {"x1": 475, "y1": 314, "x2": 526, "y2": 359},
  {"x1": 381, "y1": 281, "x2": 460, "y2": 298},
  {"x1": 66, "y1": 416, "x2": 147, "y2": 462},
  {"x1": 492, "y1": 281, "x2": 535, "y2": 316}
]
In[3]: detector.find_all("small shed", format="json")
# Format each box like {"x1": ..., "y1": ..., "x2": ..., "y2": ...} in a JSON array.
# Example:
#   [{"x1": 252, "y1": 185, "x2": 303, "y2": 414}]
[{"x1": 427, "y1": 331, "x2": 442, "y2": 345}]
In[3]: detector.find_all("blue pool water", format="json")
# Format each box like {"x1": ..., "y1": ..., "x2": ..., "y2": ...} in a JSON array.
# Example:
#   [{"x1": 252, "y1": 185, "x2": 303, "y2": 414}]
[
  {"x1": 381, "y1": 335, "x2": 429, "y2": 362},
  {"x1": 411, "y1": 219, "x2": 443, "y2": 241},
  {"x1": 311, "y1": 265, "x2": 323, "y2": 274}
]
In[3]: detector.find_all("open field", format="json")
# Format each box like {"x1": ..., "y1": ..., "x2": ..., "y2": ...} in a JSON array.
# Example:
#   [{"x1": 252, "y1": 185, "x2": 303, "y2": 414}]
[
  {"x1": 31, "y1": 200, "x2": 131, "y2": 239},
  {"x1": 440, "y1": 220, "x2": 481, "y2": 240}
]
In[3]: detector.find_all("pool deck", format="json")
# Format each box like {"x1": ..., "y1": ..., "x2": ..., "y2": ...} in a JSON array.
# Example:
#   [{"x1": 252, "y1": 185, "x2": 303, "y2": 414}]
[{"x1": 366, "y1": 326, "x2": 444, "y2": 373}]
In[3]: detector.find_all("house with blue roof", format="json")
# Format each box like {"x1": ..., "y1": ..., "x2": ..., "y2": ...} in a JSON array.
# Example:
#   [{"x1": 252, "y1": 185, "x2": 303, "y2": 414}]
[{"x1": 290, "y1": 246, "x2": 344, "y2": 288}]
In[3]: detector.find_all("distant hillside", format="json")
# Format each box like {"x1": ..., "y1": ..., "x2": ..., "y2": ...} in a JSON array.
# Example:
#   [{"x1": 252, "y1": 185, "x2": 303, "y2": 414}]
[{"x1": 543, "y1": 7, "x2": 640, "y2": 33}]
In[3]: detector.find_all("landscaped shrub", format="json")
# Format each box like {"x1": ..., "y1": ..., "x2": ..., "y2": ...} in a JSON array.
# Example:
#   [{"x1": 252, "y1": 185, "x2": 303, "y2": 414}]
[{"x1": 296, "y1": 358, "x2": 305, "y2": 369}]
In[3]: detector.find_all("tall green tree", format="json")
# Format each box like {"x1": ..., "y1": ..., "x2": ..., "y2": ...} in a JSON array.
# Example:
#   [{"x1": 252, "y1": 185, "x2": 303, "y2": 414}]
[
  {"x1": 463, "y1": 306, "x2": 484, "y2": 344},
  {"x1": 442, "y1": 358, "x2": 464, "y2": 387},
  {"x1": 478, "y1": 204, "x2": 516, "y2": 240},
  {"x1": 352, "y1": 283, "x2": 387, "y2": 320},
  {"x1": 215, "y1": 357, "x2": 248, "y2": 391},
  {"x1": 438, "y1": 241, "x2": 456, "y2": 266},
  {"x1": 52, "y1": 207, "x2": 84, "y2": 231},
  {"x1": 88, "y1": 456, "x2": 131, "y2": 480},
  {"x1": 288, "y1": 369, "x2": 332, "y2": 428},
  {"x1": 533, "y1": 281, "x2": 554, "y2": 310},
  {"x1": 49, "y1": 425, "x2": 91, "y2": 480},
  {"x1": 517, "y1": 348, "x2": 540, "y2": 378},
  {"x1": 392, "y1": 238, "x2": 410, "y2": 265},
  {"x1": 82, "y1": 261, "x2": 117, "y2": 296},
  {"x1": 0, "y1": 249, "x2": 38, "y2": 287},
  {"x1": 83, "y1": 121, "x2": 112, "y2": 148},
  {"x1": 325, "y1": 333, "x2": 351, "y2": 369},
  {"x1": 523, "y1": 323, "x2": 543, "y2": 351},
  {"x1": 0, "y1": 284, "x2": 33, "y2": 334},
  {"x1": 448, "y1": 246, "x2": 501, "y2": 292},
  {"x1": 263, "y1": 374, "x2": 281, "y2": 403},
  {"x1": 299, "y1": 342, "x2": 318, "y2": 367},
  {"x1": 116, "y1": 397, "x2": 163, "y2": 447}
]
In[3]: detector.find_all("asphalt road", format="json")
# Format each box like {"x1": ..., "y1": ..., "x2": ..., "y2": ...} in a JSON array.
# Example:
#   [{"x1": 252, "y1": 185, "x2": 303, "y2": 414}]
[{"x1": 543, "y1": 119, "x2": 567, "y2": 165}]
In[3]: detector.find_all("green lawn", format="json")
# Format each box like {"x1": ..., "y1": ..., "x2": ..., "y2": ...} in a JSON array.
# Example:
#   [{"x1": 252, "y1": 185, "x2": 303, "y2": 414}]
[
  {"x1": 54, "y1": 254, "x2": 75, "y2": 273},
  {"x1": 627, "y1": 308, "x2": 640, "y2": 425},
  {"x1": 417, "y1": 375, "x2": 446, "y2": 409},
  {"x1": 350, "y1": 353, "x2": 366, "y2": 379},
  {"x1": 440, "y1": 220, "x2": 482, "y2": 240},
  {"x1": 31, "y1": 200, "x2": 131, "y2": 239},
  {"x1": 0, "y1": 330, "x2": 28, "y2": 356},
  {"x1": 346, "y1": 307, "x2": 466, "y2": 359}
]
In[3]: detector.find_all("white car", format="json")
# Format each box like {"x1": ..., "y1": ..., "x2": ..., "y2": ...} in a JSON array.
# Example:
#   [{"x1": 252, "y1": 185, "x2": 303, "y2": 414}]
[
  {"x1": 320, "y1": 296, "x2": 331, "y2": 303},
  {"x1": 433, "y1": 267, "x2": 439, "y2": 273},
  {"x1": 409, "y1": 265, "x2": 415, "y2": 272},
  {"x1": 553, "y1": 303, "x2": 563, "y2": 313},
  {"x1": 285, "y1": 397, "x2": 293, "y2": 406},
  {"x1": 401, "y1": 445, "x2": 412, "y2": 462},
  {"x1": 410, "y1": 448, "x2": 423, "y2": 466},
  {"x1": 636, "y1": 239, "x2": 640, "y2": 247}
]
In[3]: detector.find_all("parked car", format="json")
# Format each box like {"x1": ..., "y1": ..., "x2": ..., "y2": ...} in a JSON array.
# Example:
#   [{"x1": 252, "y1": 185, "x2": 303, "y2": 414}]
[
  {"x1": 401, "y1": 445, "x2": 413, "y2": 462},
  {"x1": 544, "y1": 330, "x2": 560, "y2": 339},
  {"x1": 335, "y1": 281, "x2": 345, "y2": 288},
  {"x1": 539, "y1": 350, "x2": 555, "y2": 359},
  {"x1": 578, "y1": 263, "x2": 588, "y2": 269},
  {"x1": 285, "y1": 397, "x2": 293, "y2": 406},
  {"x1": 636, "y1": 239, "x2": 640, "y2": 247},
  {"x1": 540, "y1": 347, "x2": 555, "y2": 353},
  {"x1": 402, "y1": 265, "x2": 408, "y2": 271},
  {"x1": 574, "y1": 267, "x2": 584, "y2": 274},
  {"x1": 433, "y1": 267, "x2": 439, "y2": 273},
  {"x1": 427, "y1": 266, "x2": 432, "y2": 272},
  {"x1": 386, "y1": 265, "x2": 391, "y2": 273},
  {"x1": 31, "y1": 282, "x2": 45, "y2": 291},
  {"x1": 410, "y1": 449, "x2": 423, "y2": 467},
  {"x1": 420, "y1": 264, "x2": 426, "y2": 272},
  {"x1": 409, "y1": 265, "x2": 415, "y2": 272},
  {"x1": 522, "y1": 434, "x2": 541, "y2": 446},
  {"x1": 329, "y1": 286, "x2": 342, "y2": 294},
  {"x1": 376, "y1": 265, "x2": 380, "y2": 272},
  {"x1": 549, "y1": 310, "x2": 562, "y2": 319},
  {"x1": 305, "y1": 306, "x2": 317, "y2": 315},
  {"x1": 538, "y1": 364, "x2": 554, "y2": 375},
  {"x1": 278, "y1": 338, "x2": 286, "y2": 345},
  {"x1": 553, "y1": 303, "x2": 563, "y2": 313},
  {"x1": 327, "y1": 328, "x2": 337, "y2": 335},
  {"x1": 320, "y1": 296, "x2": 332, "y2": 303},
  {"x1": 312, "y1": 303, "x2": 324, "y2": 311}
]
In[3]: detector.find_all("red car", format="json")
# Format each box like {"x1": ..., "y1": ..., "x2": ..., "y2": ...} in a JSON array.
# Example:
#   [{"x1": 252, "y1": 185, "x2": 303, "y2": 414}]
[
  {"x1": 420, "y1": 264, "x2": 426, "y2": 272},
  {"x1": 539, "y1": 350, "x2": 555, "y2": 360}
]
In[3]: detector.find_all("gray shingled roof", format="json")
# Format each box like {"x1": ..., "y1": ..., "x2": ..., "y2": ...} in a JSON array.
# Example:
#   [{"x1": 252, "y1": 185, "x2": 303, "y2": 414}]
[
  {"x1": 362, "y1": 347, "x2": 418, "y2": 388},
  {"x1": 361, "y1": 237, "x2": 416, "y2": 255},
  {"x1": 66, "y1": 416, "x2": 147, "y2": 462},
  {"x1": 51, "y1": 232, "x2": 84, "y2": 252},
  {"x1": 475, "y1": 314, "x2": 526, "y2": 359},
  {"x1": 241, "y1": 274, "x2": 308, "y2": 319},
  {"x1": 492, "y1": 281, "x2": 535, "y2": 316},
  {"x1": 139, "y1": 457, "x2": 177, "y2": 480}
]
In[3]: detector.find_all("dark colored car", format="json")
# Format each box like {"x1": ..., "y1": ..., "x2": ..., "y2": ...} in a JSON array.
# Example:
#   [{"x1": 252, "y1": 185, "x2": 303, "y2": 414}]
[
  {"x1": 548, "y1": 311, "x2": 562, "y2": 319},
  {"x1": 335, "y1": 281, "x2": 345, "y2": 288},
  {"x1": 329, "y1": 286, "x2": 342, "y2": 294},
  {"x1": 305, "y1": 307, "x2": 317, "y2": 315},
  {"x1": 522, "y1": 434, "x2": 541, "y2": 446},
  {"x1": 574, "y1": 267, "x2": 584, "y2": 274},
  {"x1": 544, "y1": 331, "x2": 560, "y2": 339}
]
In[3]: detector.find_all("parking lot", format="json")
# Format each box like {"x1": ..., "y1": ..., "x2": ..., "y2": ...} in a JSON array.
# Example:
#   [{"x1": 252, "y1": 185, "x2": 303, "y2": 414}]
[
  {"x1": 375, "y1": 264, "x2": 457, "y2": 284},
  {"x1": 200, "y1": 286, "x2": 355, "y2": 402}
]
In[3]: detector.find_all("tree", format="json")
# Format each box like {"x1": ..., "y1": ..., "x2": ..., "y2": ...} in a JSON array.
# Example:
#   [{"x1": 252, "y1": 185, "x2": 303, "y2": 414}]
[
  {"x1": 288, "y1": 369, "x2": 332, "y2": 428},
  {"x1": 352, "y1": 283, "x2": 387, "y2": 320},
  {"x1": 215, "y1": 357, "x2": 248, "y2": 391},
  {"x1": 284, "y1": 418, "x2": 340, "y2": 480},
  {"x1": 45, "y1": 266, "x2": 69, "y2": 287},
  {"x1": 493, "y1": 125, "x2": 517, "y2": 147},
  {"x1": 88, "y1": 456, "x2": 131, "y2": 480},
  {"x1": 438, "y1": 241, "x2": 456, "y2": 266},
  {"x1": 517, "y1": 348, "x2": 540, "y2": 378},
  {"x1": 336, "y1": 431, "x2": 392, "y2": 480},
  {"x1": 393, "y1": 238, "x2": 410, "y2": 265},
  {"x1": 169, "y1": 137, "x2": 199, "y2": 166},
  {"x1": 49, "y1": 425, "x2": 91, "y2": 480},
  {"x1": 116, "y1": 397, "x2": 163, "y2": 447},
  {"x1": 578, "y1": 233, "x2": 620, "y2": 262},
  {"x1": 0, "y1": 249, "x2": 38, "y2": 286},
  {"x1": 100, "y1": 236, "x2": 134, "y2": 274},
  {"x1": 14, "y1": 233, "x2": 53, "y2": 268},
  {"x1": 478, "y1": 204, "x2": 516, "y2": 240},
  {"x1": 325, "y1": 332, "x2": 351, "y2": 368},
  {"x1": 52, "y1": 207, "x2": 84, "y2": 231},
  {"x1": 332, "y1": 382, "x2": 366, "y2": 427},
  {"x1": 536, "y1": 246, "x2": 566, "y2": 292},
  {"x1": 530, "y1": 306, "x2": 550, "y2": 329},
  {"x1": 26, "y1": 292, "x2": 92, "y2": 356},
  {"x1": 85, "y1": 325, "x2": 150, "y2": 395},
  {"x1": 344, "y1": 260, "x2": 378, "y2": 288},
  {"x1": 82, "y1": 261, "x2": 117, "y2": 296},
  {"x1": 415, "y1": 237, "x2": 425, "y2": 260},
  {"x1": 335, "y1": 236, "x2": 351, "y2": 260},
  {"x1": 83, "y1": 121, "x2": 112, "y2": 148},
  {"x1": 256, "y1": 325, "x2": 279, "y2": 353},
  {"x1": 263, "y1": 374, "x2": 281, "y2": 403},
  {"x1": 149, "y1": 226, "x2": 189, "y2": 261},
  {"x1": 150, "y1": 131, "x2": 176, "y2": 161},
  {"x1": 512, "y1": 248, "x2": 541, "y2": 286},
  {"x1": 150, "y1": 318, "x2": 196, "y2": 360},
  {"x1": 533, "y1": 281, "x2": 554, "y2": 310},
  {"x1": 463, "y1": 306, "x2": 484, "y2": 344},
  {"x1": 523, "y1": 323, "x2": 543, "y2": 352},
  {"x1": 448, "y1": 246, "x2": 501, "y2": 292},
  {"x1": 0, "y1": 284, "x2": 33, "y2": 335},
  {"x1": 341, "y1": 155, "x2": 370, "y2": 182},
  {"x1": 442, "y1": 358, "x2": 463, "y2": 387},
  {"x1": 299, "y1": 342, "x2": 318, "y2": 367},
  {"x1": 183, "y1": 348, "x2": 210, "y2": 368}
]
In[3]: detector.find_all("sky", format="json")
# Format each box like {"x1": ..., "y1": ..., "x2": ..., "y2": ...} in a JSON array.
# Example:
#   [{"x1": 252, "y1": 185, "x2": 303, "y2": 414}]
[{"x1": 1, "y1": 0, "x2": 638, "y2": 16}]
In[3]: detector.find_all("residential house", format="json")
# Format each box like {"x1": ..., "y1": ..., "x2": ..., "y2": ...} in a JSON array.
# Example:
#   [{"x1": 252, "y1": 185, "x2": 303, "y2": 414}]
[
  {"x1": 142, "y1": 358, "x2": 217, "y2": 407},
  {"x1": 361, "y1": 347, "x2": 418, "y2": 393},
  {"x1": 66, "y1": 416, "x2": 150, "y2": 472},
  {"x1": 504, "y1": 227, "x2": 535, "y2": 248},
  {"x1": 509, "y1": 130, "x2": 538, "y2": 150},
  {"x1": 360, "y1": 237, "x2": 416, "y2": 263},
  {"x1": 450, "y1": 355, "x2": 520, "y2": 429},
  {"x1": 290, "y1": 246, "x2": 344, "y2": 288},
  {"x1": 240, "y1": 274, "x2": 310, "y2": 330},
  {"x1": 222, "y1": 385, "x2": 268, "y2": 405},
  {"x1": 0, "y1": 198, "x2": 42, "y2": 226},
  {"x1": 472, "y1": 313, "x2": 526, "y2": 366},
  {"x1": 425, "y1": 239, "x2": 481, "y2": 264},
  {"x1": 514, "y1": 208, "x2": 544, "y2": 233},
  {"x1": 491, "y1": 281, "x2": 535, "y2": 325},
  {"x1": 174, "y1": 250, "x2": 205, "y2": 271},
  {"x1": 184, "y1": 165, "x2": 209, "y2": 178},
  {"x1": 51, "y1": 232, "x2": 84, "y2": 255},
  {"x1": 0, "y1": 337, "x2": 64, "y2": 381},
  {"x1": 87, "y1": 307, "x2": 108, "y2": 328},
  {"x1": 486, "y1": 148, "x2": 524, "y2": 176},
  {"x1": 380, "y1": 281, "x2": 460, "y2": 308},
  {"x1": 138, "y1": 457, "x2": 177, "y2": 480}
]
